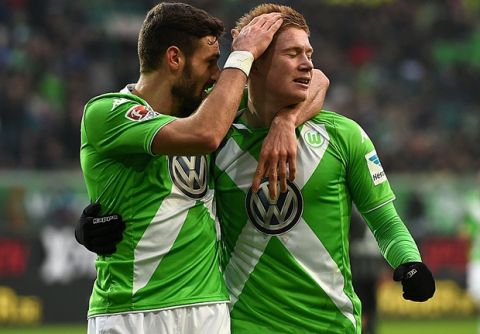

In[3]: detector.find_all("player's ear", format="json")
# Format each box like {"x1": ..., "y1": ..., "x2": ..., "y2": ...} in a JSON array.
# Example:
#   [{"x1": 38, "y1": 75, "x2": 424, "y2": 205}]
[{"x1": 165, "y1": 46, "x2": 184, "y2": 72}]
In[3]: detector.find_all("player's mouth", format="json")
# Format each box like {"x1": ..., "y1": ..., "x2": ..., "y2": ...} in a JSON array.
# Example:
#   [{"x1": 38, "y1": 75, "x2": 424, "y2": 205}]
[{"x1": 293, "y1": 77, "x2": 311, "y2": 89}]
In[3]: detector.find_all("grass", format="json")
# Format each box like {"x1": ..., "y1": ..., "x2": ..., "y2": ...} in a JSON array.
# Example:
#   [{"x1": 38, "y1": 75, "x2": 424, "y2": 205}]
[
  {"x1": 0, "y1": 319, "x2": 476, "y2": 333},
  {"x1": 0, "y1": 325, "x2": 86, "y2": 334},
  {"x1": 378, "y1": 318, "x2": 477, "y2": 334}
]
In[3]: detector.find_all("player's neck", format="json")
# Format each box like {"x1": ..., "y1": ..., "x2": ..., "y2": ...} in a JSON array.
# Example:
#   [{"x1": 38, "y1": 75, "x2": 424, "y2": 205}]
[
  {"x1": 134, "y1": 73, "x2": 175, "y2": 115},
  {"x1": 242, "y1": 92, "x2": 286, "y2": 128}
]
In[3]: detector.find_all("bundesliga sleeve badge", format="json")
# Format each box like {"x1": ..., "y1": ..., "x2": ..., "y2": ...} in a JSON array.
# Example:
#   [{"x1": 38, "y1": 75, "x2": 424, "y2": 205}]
[
  {"x1": 125, "y1": 105, "x2": 160, "y2": 121},
  {"x1": 365, "y1": 150, "x2": 387, "y2": 185}
]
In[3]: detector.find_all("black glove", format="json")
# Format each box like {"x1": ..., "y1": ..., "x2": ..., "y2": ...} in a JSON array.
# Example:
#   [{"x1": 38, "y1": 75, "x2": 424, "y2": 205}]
[
  {"x1": 74, "y1": 202, "x2": 125, "y2": 255},
  {"x1": 393, "y1": 261, "x2": 435, "y2": 302}
]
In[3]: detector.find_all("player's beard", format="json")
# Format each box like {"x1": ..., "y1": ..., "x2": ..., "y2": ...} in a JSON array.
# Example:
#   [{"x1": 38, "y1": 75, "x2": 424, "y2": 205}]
[{"x1": 171, "y1": 60, "x2": 203, "y2": 118}]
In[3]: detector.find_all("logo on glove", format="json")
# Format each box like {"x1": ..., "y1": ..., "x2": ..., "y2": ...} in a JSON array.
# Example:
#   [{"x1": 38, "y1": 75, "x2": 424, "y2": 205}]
[{"x1": 406, "y1": 268, "x2": 417, "y2": 279}]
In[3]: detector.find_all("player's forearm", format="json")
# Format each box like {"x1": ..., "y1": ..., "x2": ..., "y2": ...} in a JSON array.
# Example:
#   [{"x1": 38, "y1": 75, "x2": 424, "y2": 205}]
[
  {"x1": 152, "y1": 69, "x2": 247, "y2": 155},
  {"x1": 362, "y1": 202, "x2": 422, "y2": 268},
  {"x1": 152, "y1": 13, "x2": 283, "y2": 155},
  {"x1": 189, "y1": 69, "x2": 248, "y2": 149}
]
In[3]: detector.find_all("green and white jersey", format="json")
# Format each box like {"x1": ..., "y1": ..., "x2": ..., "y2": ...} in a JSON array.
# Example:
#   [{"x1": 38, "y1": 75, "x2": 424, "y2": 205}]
[
  {"x1": 81, "y1": 87, "x2": 229, "y2": 317},
  {"x1": 212, "y1": 111, "x2": 396, "y2": 334}
]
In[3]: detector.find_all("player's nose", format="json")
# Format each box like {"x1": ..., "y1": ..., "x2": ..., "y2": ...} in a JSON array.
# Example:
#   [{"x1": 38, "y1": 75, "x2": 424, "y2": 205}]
[{"x1": 299, "y1": 55, "x2": 313, "y2": 72}]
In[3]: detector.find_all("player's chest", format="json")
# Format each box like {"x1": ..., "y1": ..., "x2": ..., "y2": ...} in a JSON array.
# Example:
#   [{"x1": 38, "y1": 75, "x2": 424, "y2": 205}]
[{"x1": 148, "y1": 155, "x2": 211, "y2": 199}]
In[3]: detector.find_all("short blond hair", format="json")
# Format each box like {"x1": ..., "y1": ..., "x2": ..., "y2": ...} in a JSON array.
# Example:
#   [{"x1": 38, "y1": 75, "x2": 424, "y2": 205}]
[{"x1": 235, "y1": 4, "x2": 309, "y2": 35}]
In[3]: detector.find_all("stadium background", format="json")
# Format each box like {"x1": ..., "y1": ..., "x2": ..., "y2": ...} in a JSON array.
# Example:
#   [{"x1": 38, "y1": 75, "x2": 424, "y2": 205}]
[{"x1": 0, "y1": 0, "x2": 479, "y2": 333}]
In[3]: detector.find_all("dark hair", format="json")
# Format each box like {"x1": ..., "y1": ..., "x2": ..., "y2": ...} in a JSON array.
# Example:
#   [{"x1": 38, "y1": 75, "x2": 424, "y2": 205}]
[{"x1": 138, "y1": 2, "x2": 224, "y2": 73}]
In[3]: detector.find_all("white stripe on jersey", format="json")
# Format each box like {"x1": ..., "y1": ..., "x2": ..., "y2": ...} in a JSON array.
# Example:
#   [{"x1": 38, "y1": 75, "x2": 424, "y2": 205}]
[
  {"x1": 217, "y1": 137, "x2": 270, "y2": 306},
  {"x1": 220, "y1": 122, "x2": 356, "y2": 329},
  {"x1": 296, "y1": 123, "x2": 356, "y2": 327},
  {"x1": 225, "y1": 222, "x2": 271, "y2": 308},
  {"x1": 297, "y1": 123, "x2": 330, "y2": 185},
  {"x1": 133, "y1": 183, "x2": 198, "y2": 295},
  {"x1": 279, "y1": 217, "x2": 356, "y2": 328},
  {"x1": 202, "y1": 190, "x2": 221, "y2": 241},
  {"x1": 215, "y1": 137, "x2": 258, "y2": 191}
]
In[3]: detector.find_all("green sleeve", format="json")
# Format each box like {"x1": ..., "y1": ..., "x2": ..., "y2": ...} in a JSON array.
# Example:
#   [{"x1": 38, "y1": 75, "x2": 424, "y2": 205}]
[
  {"x1": 239, "y1": 87, "x2": 248, "y2": 110},
  {"x1": 334, "y1": 116, "x2": 395, "y2": 212},
  {"x1": 362, "y1": 201, "x2": 422, "y2": 268},
  {"x1": 83, "y1": 97, "x2": 176, "y2": 156}
]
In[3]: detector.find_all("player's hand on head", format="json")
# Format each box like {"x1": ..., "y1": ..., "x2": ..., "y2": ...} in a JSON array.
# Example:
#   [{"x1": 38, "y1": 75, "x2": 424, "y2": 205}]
[
  {"x1": 74, "y1": 202, "x2": 125, "y2": 255},
  {"x1": 252, "y1": 115, "x2": 297, "y2": 199},
  {"x1": 232, "y1": 13, "x2": 283, "y2": 60},
  {"x1": 393, "y1": 261, "x2": 435, "y2": 302}
]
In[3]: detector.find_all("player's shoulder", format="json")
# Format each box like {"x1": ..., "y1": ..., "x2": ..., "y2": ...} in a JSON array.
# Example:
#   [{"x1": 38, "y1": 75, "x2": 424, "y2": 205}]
[
  {"x1": 307, "y1": 110, "x2": 369, "y2": 146},
  {"x1": 308, "y1": 110, "x2": 360, "y2": 131},
  {"x1": 83, "y1": 91, "x2": 163, "y2": 125},
  {"x1": 85, "y1": 92, "x2": 144, "y2": 113}
]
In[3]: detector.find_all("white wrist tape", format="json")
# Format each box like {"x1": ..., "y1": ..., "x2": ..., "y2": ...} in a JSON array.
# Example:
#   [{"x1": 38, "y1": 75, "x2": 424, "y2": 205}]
[{"x1": 223, "y1": 51, "x2": 254, "y2": 77}]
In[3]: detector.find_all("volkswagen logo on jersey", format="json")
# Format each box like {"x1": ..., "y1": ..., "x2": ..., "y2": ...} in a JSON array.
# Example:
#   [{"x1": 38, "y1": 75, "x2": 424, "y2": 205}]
[
  {"x1": 168, "y1": 156, "x2": 208, "y2": 198},
  {"x1": 245, "y1": 178, "x2": 303, "y2": 235}
]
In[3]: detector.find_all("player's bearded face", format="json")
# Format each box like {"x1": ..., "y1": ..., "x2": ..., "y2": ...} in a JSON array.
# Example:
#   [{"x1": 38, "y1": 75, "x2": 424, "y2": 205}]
[{"x1": 171, "y1": 60, "x2": 202, "y2": 117}]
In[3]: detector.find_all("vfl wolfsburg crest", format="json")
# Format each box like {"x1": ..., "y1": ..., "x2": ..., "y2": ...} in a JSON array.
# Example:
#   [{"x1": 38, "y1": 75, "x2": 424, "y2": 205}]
[
  {"x1": 168, "y1": 156, "x2": 208, "y2": 198},
  {"x1": 246, "y1": 178, "x2": 303, "y2": 235},
  {"x1": 304, "y1": 130, "x2": 324, "y2": 147}
]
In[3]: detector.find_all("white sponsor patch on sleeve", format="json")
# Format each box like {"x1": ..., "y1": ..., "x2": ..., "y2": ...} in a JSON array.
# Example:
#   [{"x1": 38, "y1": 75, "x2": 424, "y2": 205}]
[{"x1": 365, "y1": 150, "x2": 387, "y2": 185}]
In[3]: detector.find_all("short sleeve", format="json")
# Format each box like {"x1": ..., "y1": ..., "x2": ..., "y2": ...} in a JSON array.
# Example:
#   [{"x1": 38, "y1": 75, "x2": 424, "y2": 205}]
[{"x1": 82, "y1": 96, "x2": 176, "y2": 156}]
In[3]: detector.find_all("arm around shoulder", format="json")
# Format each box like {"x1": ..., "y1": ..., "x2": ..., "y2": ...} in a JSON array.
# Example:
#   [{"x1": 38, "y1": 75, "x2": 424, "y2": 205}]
[
  {"x1": 152, "y1": 13, "x2": 284, "y2": 156},
  {"x1": 273, "y1": 69, "x2": 329, "y2": 126},
  {"x1": 152, "y1": 69, "x2": 247, "y2": 156}
]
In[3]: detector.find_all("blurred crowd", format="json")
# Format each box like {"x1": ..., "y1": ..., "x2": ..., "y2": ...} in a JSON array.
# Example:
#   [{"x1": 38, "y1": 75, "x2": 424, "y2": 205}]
[{"x1": 1, "y1": 0, "x2": 479, "y2": 172}]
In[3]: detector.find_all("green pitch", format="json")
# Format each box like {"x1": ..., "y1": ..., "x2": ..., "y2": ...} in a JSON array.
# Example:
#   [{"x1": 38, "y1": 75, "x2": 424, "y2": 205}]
[
  {"x1": 0, "y1": 319, "x2": 476, "y2": 333},
  {"x1": 0, "y1": 325, "x2": 86, "y2": 334},
  {"x1": 378, "y1": 318, "x2": 477, "y2": 334}
]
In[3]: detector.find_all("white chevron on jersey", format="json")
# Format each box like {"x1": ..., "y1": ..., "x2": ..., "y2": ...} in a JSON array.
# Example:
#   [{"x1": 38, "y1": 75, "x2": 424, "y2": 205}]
[
  {"x1": 296, "y1": 122, "x2": 330, "y2": 186},
  {"x1": 202, "y1": 189, "x2": 221, "y2": 241},
  {"x1": 279, "y1": 217, "x2": 356, "y2": 327},
  {"x1": 217, "y1": 137, "x2": 270, "y2": 307},
  {"x1": 219, "y1": 121, "x2": 356, "y2": 329},
  {"x1": 225, "y1": 222, "x2": 272, "y2": 307},
  {"x1": 215, "y1": 137, "x2": 258, "y2": 191},
  {"x1": 133, "y1": 182, "x2": 198, "y2": 295}
]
